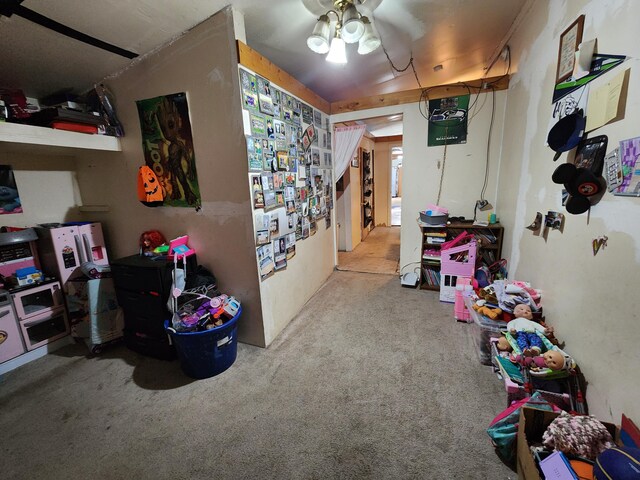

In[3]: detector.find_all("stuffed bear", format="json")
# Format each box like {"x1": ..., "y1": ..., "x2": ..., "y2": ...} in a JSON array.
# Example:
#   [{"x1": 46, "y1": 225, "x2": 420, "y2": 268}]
[{"x1": 473, "y1": 304, "x2": 503, "y2": 320}]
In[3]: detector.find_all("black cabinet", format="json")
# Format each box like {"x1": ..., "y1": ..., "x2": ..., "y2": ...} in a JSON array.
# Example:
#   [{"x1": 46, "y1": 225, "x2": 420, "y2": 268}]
[{"x1": 111, "y1": 254, "x2": 196, "y2": 359}]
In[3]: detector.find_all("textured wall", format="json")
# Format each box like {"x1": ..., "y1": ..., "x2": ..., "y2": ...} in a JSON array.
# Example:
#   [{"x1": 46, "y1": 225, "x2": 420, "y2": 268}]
[
  {"x1": 498, "y1": 0, "x2": 640, "y2": 422},
  {"x1": 73, "y1": 8, "x2": 266, "y2": 346}
]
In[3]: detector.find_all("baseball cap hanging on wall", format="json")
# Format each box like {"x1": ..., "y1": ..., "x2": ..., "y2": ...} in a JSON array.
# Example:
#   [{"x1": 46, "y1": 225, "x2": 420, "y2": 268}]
[
  {"x1": 552, "y1": 135, "x2": 608, "y2": 215},
  {"x1": 547, "y1": 109, "x2": 586, "y2": 161}
]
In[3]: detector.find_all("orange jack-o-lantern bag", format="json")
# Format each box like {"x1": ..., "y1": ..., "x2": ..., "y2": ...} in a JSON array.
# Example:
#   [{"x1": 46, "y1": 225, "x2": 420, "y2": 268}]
[{"x1": 137, "y1": 165, "x2": 164, "y2": 207}]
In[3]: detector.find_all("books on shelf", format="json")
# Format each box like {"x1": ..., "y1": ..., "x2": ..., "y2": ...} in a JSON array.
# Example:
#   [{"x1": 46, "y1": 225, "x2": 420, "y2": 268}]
[
  {"x1": 426, "y1": 234, "x2": 446, "y2": 244},
  {"x1": 422, "y1": 267, "x2": 441, "y2": 287}
]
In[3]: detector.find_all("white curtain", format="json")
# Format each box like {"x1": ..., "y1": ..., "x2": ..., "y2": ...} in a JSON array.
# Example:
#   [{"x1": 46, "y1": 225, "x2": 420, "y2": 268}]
[{"x1": 334, "y1": 125, "x2": 366, "y2": 180}]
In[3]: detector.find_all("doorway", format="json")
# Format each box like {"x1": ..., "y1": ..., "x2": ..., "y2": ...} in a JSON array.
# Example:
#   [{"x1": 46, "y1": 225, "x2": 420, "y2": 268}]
[
  {"x1": 391, "y1": 145, "x2": 403, "y2": 226},
  {"x1": 334, "y1": 114, "x2": 403, "y2": 275}
]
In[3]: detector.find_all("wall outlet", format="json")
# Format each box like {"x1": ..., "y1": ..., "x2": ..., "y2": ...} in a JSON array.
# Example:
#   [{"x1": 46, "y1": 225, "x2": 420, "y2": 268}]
[{"x1": 500, "y1": 46, "x2": 509, "y2": 61}]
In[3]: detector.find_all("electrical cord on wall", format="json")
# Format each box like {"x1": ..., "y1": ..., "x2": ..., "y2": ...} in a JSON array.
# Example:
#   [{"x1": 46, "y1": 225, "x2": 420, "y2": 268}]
[
  {"x1": 480, "y1": 87, "x2": 497, "y2": 204},
  {"x1": 484, "y1": 46, "x2": 511, "y2": 86},
  {"x1": 380, "y1": 40, "x2": 423, "y2": 89},
  {"x1": 435, "y1": 133, "x2": 449, "y2": 206},
  {"x1": 380, "y1": 37, "x2": 510, "y2": 213},
  {"x1": 399, "y1": 261, "x2": 421, "y2": 278}
]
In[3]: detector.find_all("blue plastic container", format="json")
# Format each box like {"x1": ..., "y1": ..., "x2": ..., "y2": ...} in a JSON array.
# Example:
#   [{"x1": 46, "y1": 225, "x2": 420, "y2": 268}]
[{"x1": 165, "y1": 306, "x2": 241, "y2": 379}]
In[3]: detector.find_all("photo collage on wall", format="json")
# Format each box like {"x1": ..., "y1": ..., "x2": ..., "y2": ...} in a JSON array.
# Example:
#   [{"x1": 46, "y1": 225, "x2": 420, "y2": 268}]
[{"x1": 240, "y1": 68, "x2": 334, "y2": 281}]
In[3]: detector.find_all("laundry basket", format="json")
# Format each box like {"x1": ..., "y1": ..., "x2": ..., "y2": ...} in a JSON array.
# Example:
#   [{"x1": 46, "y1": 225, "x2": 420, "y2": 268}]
[{"x1": 165, "y1": 306, "x2": 241, "y2": 379}]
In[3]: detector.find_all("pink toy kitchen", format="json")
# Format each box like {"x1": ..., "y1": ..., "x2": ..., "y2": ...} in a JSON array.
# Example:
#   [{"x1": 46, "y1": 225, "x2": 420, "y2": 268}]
[{"x1": 0, "y1": 222, "x2": 121, "y2": 373}]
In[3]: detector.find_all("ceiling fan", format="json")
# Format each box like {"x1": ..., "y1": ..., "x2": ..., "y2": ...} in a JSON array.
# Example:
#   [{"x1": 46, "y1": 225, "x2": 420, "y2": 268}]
[{"x1": 0, "y1": 0, "x2": 138, "y2": 59}]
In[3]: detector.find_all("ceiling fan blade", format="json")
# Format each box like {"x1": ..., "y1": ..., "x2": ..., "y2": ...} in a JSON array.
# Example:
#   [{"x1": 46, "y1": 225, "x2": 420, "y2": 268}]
[{"x1": 1, "y1": 2, "x2": 138, "y2": 59}]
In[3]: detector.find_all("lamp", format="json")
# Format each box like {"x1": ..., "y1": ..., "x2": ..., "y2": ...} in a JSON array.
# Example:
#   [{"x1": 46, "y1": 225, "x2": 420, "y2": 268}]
[
  {"x1": 326, "y1": 31, "x2": 347, "y2": 64},
  {"x1": 473, "y1": 199, "x2": 493, "y2": 222},
  {"x1": 307, "y1": 14, "x2": 331, "y2": 54},
  {"x1": 306, "y1": 0, "x2": 380, "y2": 62},
  {"x1": 340, "y1": 4, "x2": 364, "y2": 43},
  {"x1": 357, "y1": 16, "x2": 380, "y2": 55}
]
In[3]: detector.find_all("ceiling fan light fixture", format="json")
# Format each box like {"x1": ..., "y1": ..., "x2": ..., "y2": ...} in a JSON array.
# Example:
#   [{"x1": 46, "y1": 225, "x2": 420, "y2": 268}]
[
  {"x1": 326, "y1": 33, "x2": 347, "y2": 64},
  {"x1": 307, "y1": 14, "x2": 331, "y2": 54},
  {"x1": 307, "y1": 1, "x2": 380, "y2": 62},
  {"x1": 357, "y1": 16, "x2": 380, "y2": 55},
  {"x1": 340, "y1": 4, "x2": 364, "y2": 44}
]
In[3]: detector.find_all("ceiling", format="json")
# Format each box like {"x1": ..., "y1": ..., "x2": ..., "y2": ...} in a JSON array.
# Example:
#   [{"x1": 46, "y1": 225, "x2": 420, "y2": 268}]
[
  {"x1": 0, "y1": 0, "x2": 526, "y2": 104},
  {"x1": 355, "y1": 114, "x2": 403, "y2": 137}
]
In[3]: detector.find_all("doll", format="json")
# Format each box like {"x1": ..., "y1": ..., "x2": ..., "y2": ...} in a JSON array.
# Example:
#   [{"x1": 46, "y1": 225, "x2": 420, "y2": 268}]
[
  {"x1": 496, "y1": 335, "x2": 512, "y2": 352},
  {"x1": 506, "y1": 304, "x2": 553, "y2": 356},
  {"x1": 139, "y1": 230, "x2": 167, "y2": 256},
  {"x1": 512, "y1": 349, "x2": 572, "y2": 372}
]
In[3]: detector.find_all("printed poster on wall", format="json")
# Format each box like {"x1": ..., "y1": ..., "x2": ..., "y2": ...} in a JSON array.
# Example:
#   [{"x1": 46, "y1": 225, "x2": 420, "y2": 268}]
[
  {"x1": 0, "y1": 165, "x2": 22, "y2": 214},
  {"x1": 136, "y1": 92, "x2": 201, "y2": 208},
  {"x1": 427, "y1": 95, "x2": 470, "y2": 147}
]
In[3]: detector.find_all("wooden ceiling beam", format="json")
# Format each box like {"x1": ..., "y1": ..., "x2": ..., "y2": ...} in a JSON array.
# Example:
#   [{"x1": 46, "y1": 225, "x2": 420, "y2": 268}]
[
  {"x1": 237, "y1": 40, "x2": 331, "y2": 114},
  {"x1": 374, "y1": 135, "x2": 403, "y2": 143},
  {"x1": 330, "y1": 75, "x2": 510, "y2": 115}
]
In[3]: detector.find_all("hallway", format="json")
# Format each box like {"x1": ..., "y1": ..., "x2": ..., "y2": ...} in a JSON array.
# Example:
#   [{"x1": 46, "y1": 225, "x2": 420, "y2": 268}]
[
  {"x1": 391, "y1": 196, "x2": 401, "y2": 226},
  {"x1": 337, "y1": 226, "x2": 400, "y2": 275}
]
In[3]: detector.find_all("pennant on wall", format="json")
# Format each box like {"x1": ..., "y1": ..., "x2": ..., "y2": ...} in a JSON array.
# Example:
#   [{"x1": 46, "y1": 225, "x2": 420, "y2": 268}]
[
  {"x1": 136, "y1": 92, "x2": 201, "y2": 209},
  {"x1": 428, "y1": 95, "x2": 470, "y2": 147}
]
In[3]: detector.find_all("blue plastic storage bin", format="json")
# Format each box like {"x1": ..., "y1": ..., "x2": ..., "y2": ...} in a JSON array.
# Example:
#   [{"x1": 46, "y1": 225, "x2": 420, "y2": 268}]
[{"x1": 165, "y1": 306, "x2": 241, "y2": 379}]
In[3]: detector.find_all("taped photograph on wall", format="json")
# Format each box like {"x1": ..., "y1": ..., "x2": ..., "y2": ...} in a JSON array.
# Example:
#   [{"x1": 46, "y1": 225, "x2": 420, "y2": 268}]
[
  {"x1": 0, "y1": 165, "x2": 22, "y2": 214},
  {"x1": 136, "y1": 92, "x2": 201, "y2": 208},
  {"x1": 427, "y1": 95, "x2": 469, "y2": 147}
]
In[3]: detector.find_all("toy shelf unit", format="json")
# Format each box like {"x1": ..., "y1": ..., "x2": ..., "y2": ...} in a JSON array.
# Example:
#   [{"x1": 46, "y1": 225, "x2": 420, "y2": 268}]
[
  {"x1": 446, "y1": 223, "x2": 504, "y2": 271},
  {"x1": 420, "y1": 225, "x2": 447, "y2": 291},
  {"x1": 418, "y1": 222, "x2": 504, "y2": 292}
]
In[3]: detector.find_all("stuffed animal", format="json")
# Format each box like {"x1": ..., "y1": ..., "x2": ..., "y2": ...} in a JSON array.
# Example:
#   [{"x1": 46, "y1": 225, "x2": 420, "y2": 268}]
[
  {"x1": 0, "y1": 186, "x2": 21, "y2": 212},
  {"x1": 473, "y1": 304, "x2": 502, "y2": 320},
  {"x1": 478, "y1": 285, "x2": 498, "y2": 304}
]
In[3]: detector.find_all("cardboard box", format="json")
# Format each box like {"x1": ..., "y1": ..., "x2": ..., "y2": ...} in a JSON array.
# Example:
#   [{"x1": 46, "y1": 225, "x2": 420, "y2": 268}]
[{"x1": 517, "y1": 406, "x2": 618, "y2": 479}]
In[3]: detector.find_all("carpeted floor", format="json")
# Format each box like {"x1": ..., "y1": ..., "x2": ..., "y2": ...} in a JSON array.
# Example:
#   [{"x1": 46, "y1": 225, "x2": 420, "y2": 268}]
[
  {"x1": 338, "y1": 226, "x2": 400, "y2": 275},
  {"x1": 0, "y1": 271, "x2": 515, "y2": 479}
]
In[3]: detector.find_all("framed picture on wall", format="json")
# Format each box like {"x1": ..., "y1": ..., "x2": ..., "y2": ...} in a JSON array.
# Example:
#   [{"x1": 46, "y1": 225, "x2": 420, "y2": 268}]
[{"x1": 556, "y1": 15, "x2": 585, "y2": 84}]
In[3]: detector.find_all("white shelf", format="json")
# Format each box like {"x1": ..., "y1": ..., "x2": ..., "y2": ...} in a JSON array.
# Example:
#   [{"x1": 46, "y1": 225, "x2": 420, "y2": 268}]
[{"x1": 0, "y1": 122, "x2": 121, "y2": 152}]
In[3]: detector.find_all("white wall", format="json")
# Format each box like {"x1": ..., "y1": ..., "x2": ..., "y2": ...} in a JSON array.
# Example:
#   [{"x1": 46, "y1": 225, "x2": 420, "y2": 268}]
[
  {"x1": 332, "y1": 89, "x2": 506, "y2": 275},
  {"x1": 0, "y1": 151, "x2": 84, "y2": 227},
  {"x1": 498, "y1": 0, "x2": 640, "y2": 422}
]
